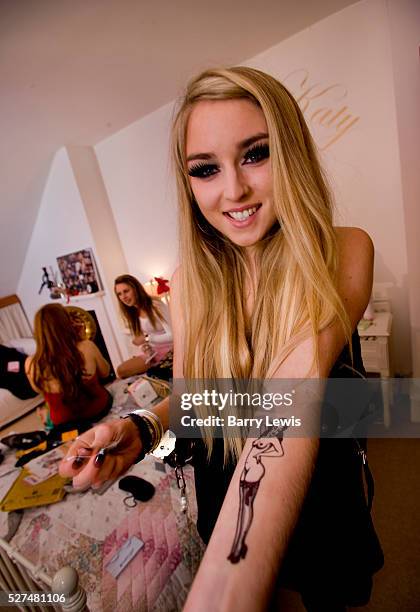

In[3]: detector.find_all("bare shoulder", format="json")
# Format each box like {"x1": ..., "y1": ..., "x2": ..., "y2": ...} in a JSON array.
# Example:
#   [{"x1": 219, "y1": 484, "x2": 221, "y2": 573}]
[
  {"x1": 24, "y1": 355, "x2": 33, "y2": 376},
  {"x1": 24, "y1": 356, "x2": 41, "y2": 392},
  {"x1": 170, "y1": 266, "x2": 182, "y2": 313},
  {"x1": 334, "y1": 227, "x2": 374, "y2": 326},
  {"x1": 77, "y1": 339, "x2": 95, "y2": 356},
  {"x1": 334, "y1": 226, "x2": 374, "y2": 259}
]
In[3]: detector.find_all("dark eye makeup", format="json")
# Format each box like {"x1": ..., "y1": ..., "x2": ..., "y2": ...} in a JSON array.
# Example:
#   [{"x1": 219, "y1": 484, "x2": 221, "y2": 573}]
[
  {"x1": 188, "y1": 162, "x2": 219, "y2": 179},
  {"x1": 187, "y1": 141, "x2": 270, "y2": 179},
  {"x1": 243, "y1": 142, "x2": 269, "y2": 164}
]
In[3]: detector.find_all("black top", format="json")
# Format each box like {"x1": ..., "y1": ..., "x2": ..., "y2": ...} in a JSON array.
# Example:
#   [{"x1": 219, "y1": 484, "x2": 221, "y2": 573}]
[{"x1": 190, "y1": 331, "x2": 384, "y2": 604}]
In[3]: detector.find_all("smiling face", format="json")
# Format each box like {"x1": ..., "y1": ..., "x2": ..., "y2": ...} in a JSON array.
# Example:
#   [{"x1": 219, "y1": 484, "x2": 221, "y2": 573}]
[
  {"x1": 115, "y1": 283, "x2": 137, "y2": 307},
  {"x1": 185, "y1": 99, "x2": 278, "y2": 250}
]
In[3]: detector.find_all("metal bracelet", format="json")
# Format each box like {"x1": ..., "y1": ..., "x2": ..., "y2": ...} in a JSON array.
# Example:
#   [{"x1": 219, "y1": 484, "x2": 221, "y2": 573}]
[{"x1": 128, "y1": 409, "x2": 164, "y2": 452}]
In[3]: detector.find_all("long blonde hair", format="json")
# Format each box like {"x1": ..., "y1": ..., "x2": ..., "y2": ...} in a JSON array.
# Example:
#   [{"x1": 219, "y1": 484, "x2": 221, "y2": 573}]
[{"x1": 172, "y1": 67, "x2": 351, "y2": 460}]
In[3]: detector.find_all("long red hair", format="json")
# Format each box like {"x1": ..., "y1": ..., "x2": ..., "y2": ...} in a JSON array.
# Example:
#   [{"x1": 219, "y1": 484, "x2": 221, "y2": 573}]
[{"x1": 30, "y1": 304, "x2": 86, "y2": 403}]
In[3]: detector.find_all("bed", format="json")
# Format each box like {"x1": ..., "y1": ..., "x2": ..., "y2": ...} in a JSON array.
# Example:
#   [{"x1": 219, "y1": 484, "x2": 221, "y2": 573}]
[
  {"x1": 0, "y1": 295, "x2": 43, "y2": 430},
  {"x1": 0, "y1": 389, "x2": 42, "y2": 431}
]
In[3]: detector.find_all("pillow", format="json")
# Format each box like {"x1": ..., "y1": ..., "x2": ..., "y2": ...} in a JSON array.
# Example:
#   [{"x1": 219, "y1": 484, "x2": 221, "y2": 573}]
[{"x1": 5, "y1": 337, "x2": 36, "y2": 355}]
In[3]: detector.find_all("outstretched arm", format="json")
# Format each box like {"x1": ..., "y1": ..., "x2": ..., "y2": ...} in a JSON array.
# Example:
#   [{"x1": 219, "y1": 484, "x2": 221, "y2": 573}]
[{"x1": 184, "y1": 228, "x2": 374, "y2": 611}]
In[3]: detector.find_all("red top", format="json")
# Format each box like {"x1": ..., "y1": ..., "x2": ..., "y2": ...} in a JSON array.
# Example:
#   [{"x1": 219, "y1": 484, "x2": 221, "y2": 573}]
[{"x1": 44, "y1": 373, "x2": 111, "y2": 426}]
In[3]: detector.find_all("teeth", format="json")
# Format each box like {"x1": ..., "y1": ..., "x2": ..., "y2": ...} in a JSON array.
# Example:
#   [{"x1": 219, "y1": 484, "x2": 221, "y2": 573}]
[{"x1": 228, "y1": 206, "x2": 257, "y2": 221}]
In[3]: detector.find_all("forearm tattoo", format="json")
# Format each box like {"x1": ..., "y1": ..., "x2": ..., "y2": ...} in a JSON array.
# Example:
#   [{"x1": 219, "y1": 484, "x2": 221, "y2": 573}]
[{"x1": 227, "y1": 425, "x2": 287, "y2": 564}]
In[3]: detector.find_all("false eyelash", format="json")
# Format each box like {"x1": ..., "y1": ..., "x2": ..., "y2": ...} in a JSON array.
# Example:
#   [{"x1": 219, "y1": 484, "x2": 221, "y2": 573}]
[
  {"x1": 188, "y1": 162, "x2": 219, "y2": 179},
  {"x1": 243, "y1": 143, "x2": 270, "y2": 163},
  {"x1": 187, "y1": 142, "x2": 269, "y2": 179}
]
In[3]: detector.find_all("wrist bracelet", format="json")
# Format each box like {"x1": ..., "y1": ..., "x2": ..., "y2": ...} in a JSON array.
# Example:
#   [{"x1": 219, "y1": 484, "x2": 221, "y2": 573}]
[
  {"x1": 122, "y1": 409, "x2": 164, "y2": 462},
  {"x1": 139, "y1": 409, "x2": 164, "y2": 452},
  {"x1": 122, "y1": 413, "x2": 152, "y2": 463}
]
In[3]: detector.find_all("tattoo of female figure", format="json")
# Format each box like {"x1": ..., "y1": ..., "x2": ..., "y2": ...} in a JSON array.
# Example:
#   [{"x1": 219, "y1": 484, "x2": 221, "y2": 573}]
[{"x1": 228, "y1": 426, "x2": 288, "y2": 564}]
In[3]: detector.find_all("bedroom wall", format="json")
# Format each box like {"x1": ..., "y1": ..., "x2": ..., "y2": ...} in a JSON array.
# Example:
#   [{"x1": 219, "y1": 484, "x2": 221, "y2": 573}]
[
  {"x1": 17, "y1": 148, "x2": 95, "y2": 325},
  {"x1": 94, "y1": 0, "x2": 412, "y2": 374},
  {"x1": 16, "y1": 148, "x2": 129, "y2": 364},
  {"x1": 95, "y1": 101, "x2": 178, "y2": 285},
  {"x1": 386, "y1": 0, "x2": 420, "y2": 377}
]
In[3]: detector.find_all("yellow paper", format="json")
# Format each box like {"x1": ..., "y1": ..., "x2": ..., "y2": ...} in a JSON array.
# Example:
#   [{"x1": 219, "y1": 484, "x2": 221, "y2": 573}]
[
  {"x1": 0, "y1": 469, "x2": 69, "y2": 512},
  {"x1": 61, "y1": 430, "x2": 78, "y2": 442}
]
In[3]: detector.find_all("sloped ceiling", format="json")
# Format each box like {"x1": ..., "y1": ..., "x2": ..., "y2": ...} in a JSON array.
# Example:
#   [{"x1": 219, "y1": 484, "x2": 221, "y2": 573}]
[{"x1": 0, "y1": 0, "x2": 357, "y2": 295}]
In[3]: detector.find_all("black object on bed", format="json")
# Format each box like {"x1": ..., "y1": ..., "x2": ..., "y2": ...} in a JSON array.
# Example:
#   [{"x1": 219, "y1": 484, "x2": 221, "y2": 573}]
[{"x1": 0, "y1": 345, "x2": 37, "y2": 400}]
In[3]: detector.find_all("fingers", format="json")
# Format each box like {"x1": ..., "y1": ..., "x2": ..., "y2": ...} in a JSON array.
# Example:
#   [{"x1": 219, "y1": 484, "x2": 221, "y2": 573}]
[
  {"x1": 59, "y1": 429, "x2": 96, "y2": 478},
  {"x1": 90, "y1": 454, "x2": 119, "y2": 489},
  {"x1": 59, "y1": 422, "x2": 122, "y2": 480},
  {"x1": 72, "y1": 453, "x2": 110, "y2": 489},
  {"x1": 59, "y1": 419, "x2": 140, "y2": 489},
  {"x1": 74, "y1": 446, "x2": 130, "y2": 489},
  {"x1": 90, "y1": 423, "x2": 121, "y2": 449}
]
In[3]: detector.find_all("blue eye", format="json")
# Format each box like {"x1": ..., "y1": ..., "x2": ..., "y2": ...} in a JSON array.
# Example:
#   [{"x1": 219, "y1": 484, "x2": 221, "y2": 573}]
[
  {"x1": 188, "y1": 163, "x2": 219, "y2": 179},
  {"x1": 243, "y1": 143, "x2": 269, "y2": 164}
]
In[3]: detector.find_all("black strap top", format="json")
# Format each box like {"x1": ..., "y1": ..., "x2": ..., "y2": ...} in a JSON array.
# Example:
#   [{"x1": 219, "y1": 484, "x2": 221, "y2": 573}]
[
  {"x1": 192, "y1": 330, "x2": 366, "y2": 543},
  {"x1": 189, "y1": 330, "x2": 383, "y2": 600}
]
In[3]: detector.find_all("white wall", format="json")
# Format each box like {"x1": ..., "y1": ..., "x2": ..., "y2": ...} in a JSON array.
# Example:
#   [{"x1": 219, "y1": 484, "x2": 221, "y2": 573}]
[
  {"x1": 18, "y1": 148, "x2": 96, "y2": 325},
  {"x1": 386, "y1": 0, "x2": 420, "y2": 376},
  {"x1": 95, "y1": 102, "x2": 179, "y2": 284},
  {"x1": 94, "y1": 0, "x2": 411, "y2": 373},
  {"x1": 17, "y1": 148, "x2": 126, "y2": 365}
]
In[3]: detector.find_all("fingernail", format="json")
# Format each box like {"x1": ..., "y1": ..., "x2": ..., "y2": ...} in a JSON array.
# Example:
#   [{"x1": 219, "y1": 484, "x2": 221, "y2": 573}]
[
  {"x1": 94, "y1": 450, "x2": 106, "y2": 467},
  {"x1": 72, "y1": 456, "x2": 85, "y2": 469}
]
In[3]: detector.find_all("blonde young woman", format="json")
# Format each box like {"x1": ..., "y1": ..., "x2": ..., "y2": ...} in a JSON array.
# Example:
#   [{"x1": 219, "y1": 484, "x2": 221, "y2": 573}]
[{"x1": 60, "y1": 67, "x2": 383, "y2": 610}]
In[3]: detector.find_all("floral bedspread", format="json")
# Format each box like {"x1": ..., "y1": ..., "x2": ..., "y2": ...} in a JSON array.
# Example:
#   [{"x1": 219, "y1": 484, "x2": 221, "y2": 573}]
[{"x1": 0, "y1": 378, "x2": 205, "y2": 612}]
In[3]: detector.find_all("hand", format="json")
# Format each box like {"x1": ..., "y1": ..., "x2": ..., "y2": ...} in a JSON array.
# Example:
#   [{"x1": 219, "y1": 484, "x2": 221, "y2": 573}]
[
  {"x1": 140, "y1": 342, "x2": 157, "y2": 364},
  {"x1": 132, "y1": 335, "x2": 145, "y2": 347},
  {"x1": 140, "y1": 342, "x2": 153, "y2": 356},
  {"x1": 59, "y1": 419, "x2": 142, "y2": 489}
]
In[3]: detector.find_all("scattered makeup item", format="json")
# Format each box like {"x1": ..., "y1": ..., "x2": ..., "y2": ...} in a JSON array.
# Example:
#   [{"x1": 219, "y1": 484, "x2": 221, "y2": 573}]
[
  {"x1": 1, "y1": 431, "x2": 46, "y2": 451},
  {"x1": 128, "y1": 378, "x2": 157, "y2": 408},
  {"x1": 105, "y1": 535, "x2": 144, "y2": 579},
  {"x1": 22, "y1": 445, "x2": 70, "y2": 483}
]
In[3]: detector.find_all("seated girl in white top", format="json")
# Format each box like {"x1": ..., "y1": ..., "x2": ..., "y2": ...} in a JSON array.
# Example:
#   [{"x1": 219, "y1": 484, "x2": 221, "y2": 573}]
[{"x1": 114, "y1": 274, "x2": 173, "y2": 378}]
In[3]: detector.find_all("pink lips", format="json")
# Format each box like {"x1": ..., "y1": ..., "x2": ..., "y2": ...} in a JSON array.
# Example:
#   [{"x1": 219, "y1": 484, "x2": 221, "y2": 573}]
[{"x1": 223, "y1": 204, "x2": 261, "y2": 228}]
